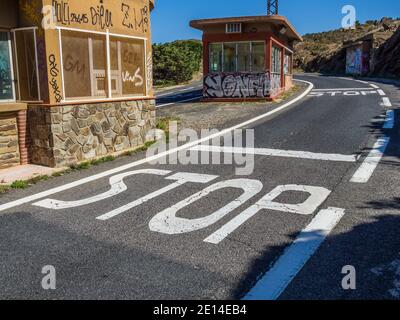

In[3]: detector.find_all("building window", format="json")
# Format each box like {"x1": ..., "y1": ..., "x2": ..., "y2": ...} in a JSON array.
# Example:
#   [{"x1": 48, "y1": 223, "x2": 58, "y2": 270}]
[
  {"x1": 209, "y1": 43, "x2": 222, "y2": 72},
  {"x1": 61, "y1": 30, "x2": 108, "y2": 100},
  {"x1": 226, "y1": 23, "x2": 242, "y2": 34},
  {"x1": 272, "y1": 45, "x2": 282, "y2": 74},
  {"x1": 60, "y1": 29, "x2": 147, "y2": 102},
  {"x1": 284, "y1": 53, "x2": 293, "y2": 75},
  {"x1": 223, "y1": 43, "x2": 237, "y2": 72},
  {"x1": 209, "y1": 42, "x2": 265, "y2": 73},
  {"x1": 0, "y1": 31, "x2": 15, "y2": 102},
  {"x1": 252, "y1": 42, "x2": 265, "y2": 72},
  {"x1": 110, "y1": 36, "x2": 146, "y2": 98},
  {"x1": 13, "y1": 28, "x2": 40, "y2": 101},
  {"x1": 237, "y1": 42, "x2": 250, "y2": 72}
]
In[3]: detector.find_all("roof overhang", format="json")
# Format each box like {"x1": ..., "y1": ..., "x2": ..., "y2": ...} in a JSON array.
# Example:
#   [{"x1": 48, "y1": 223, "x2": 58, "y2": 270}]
[{"x1": 190, "y1": 15, "x2": 303, "y2": 42}]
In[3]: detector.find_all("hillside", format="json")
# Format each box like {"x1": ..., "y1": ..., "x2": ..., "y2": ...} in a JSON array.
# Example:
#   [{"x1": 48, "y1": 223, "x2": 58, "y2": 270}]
[{"x1": 294, "y1": 18, "x2": 400, "y2": 78}]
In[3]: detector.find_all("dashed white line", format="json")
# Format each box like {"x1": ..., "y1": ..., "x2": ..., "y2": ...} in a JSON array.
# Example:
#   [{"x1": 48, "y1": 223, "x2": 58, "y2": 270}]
[
  {"x1": 383, "y1": 110, "x2": 395, "y2": 129},
  {"x1": 381, "y1": 97, "x2": 393, "y2": 107},
  {"x1": 369, "y1": 84, "x2": 380, "y2": 89},
  {"x1": 377, "y1": 89, "x2": 386, "y2": 96},
  {"x1": 350, "y1": 137, "x2": 390, "y2": 183},
  {"x1": 243, "y1": 207, "x2": 346, "y2": 300},
  {"x1": 190, "y1": 146, "x2": 357, "y2": 162}
]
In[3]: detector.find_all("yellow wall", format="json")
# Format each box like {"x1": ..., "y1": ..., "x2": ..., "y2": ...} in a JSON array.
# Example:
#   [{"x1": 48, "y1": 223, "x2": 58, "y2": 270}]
[{"x1": 18, "y1": 0, "x2": 154, "y2": 104}]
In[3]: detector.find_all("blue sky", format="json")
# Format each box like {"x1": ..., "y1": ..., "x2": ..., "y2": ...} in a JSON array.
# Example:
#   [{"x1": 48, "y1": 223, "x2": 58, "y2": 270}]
[{"x1": 151, "y1": 0, "x2": 400, "y2": 43}]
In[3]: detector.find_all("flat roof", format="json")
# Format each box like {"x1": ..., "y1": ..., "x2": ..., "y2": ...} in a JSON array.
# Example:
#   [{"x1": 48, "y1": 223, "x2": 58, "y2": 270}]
[{"x1": 190, "y1": 15, "x2": 303, "y2": 42}]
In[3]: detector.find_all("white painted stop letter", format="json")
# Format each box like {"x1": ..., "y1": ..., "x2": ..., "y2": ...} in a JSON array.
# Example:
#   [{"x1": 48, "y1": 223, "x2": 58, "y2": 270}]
[{"x1": 149, "y1": 179, "x2": 263, "y2": 235}]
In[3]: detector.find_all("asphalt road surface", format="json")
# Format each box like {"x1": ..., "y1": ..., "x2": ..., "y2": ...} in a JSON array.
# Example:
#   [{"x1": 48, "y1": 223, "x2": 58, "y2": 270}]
[
  {"x1": 155, "y1": 81, "x2": 203, "y2": 108},
  {"x1": 0, "y1": 74, "x2": 399, "y2": 300}
]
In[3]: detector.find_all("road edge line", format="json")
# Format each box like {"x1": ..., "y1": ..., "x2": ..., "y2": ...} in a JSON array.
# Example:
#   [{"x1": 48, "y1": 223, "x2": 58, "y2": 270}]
[{"x1": 243, "y1": 207, "x2": 346, "y2": 300}]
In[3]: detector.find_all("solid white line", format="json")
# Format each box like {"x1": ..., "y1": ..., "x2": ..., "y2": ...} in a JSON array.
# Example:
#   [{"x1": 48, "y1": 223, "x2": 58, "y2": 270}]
[
  {"x1": 156, "y1": 86, "x2": 202, "y2": 98},
  {"x1": 369, "y1": 84, "x2": 379, "y2": 89},
  {"x1": 381, "y1": 97, "x2": 392, "y2": 107},
  {"x1": 377, "y1": 89, "x2": 386, "y2": 96},
  {"x1": 243, "y1": 207, "x2": 346, "y2": 300},
  {"x1": 156, "y1": 96, "x2": 202, "y2": 108},
  {"x1": 383, "y1": 110, "x2": 395, "y2": 129},
  {"x1": 0, "y1": 79, "x2": 314, "y2": 213},
  {"x1": 312, "y1": 88, "x2": 374, "y2": 91},
  {"x1": 190, "y1": 146, "x2": 357, "y2": 162},
  {"x1": 350, "y1": 137, "x2": 390, "y2": 183}
]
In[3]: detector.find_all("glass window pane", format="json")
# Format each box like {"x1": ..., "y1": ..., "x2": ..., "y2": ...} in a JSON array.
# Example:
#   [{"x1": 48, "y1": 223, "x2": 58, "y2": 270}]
[
  {"x1": 237, "y1": 43, "x2": 250, "y2": 72},
  {"x1": 284, "y1": 53, "x2": 292, "y2": 74},
  {"x1": 209, "y1": 43, "x2": 222, "y2": 73},
  {"x1": 62, "y1": 31, "x2": 108, "y2": 100},
  {"x1": 223, "y1": 43, "x2": 236, "y2": 72},
  {"x1": 252, "y1": 42, "x2": 265, "y2": 72},
  {"x1": 14, "y1": 30, "x2": 39, "y2": 101},
  {"x1": 0, "y1": 32, "x2": 13, "y2": 100},
  {"x1": 110, "y1": 36, "x2": 146, "y2": 97},
  {"x1": 272, "y1": 46, "x2": 282, "y2": 74}
]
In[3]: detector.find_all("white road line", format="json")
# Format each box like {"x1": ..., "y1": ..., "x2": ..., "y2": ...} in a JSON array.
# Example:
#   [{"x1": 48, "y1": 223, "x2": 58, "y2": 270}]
[
  {"x1": 312, "y1": 88, "x2": 374, "y2": 91},
  {"x1": 381, "y1": 97, "x2": 393, "y2": 107},
  {"x1": 369, "y1": 84, "x2": 379, "y2": 89},
  {"x1": 190, "y1": 146, "x2": 357, "y2": 162},
  {"x1": 383, "y1": 110, "x2": 395, "y2": 129},
  {"x1": 156, "y1": 87, "x2": 202, "y2": 98},
  {"x1": 350, "y1": 137, "x2": 390, "y2": 183},
  {"x1": 0, "y1": 79, "x2": 314, "y2": 213},
  {"x1": 243, "y1": 207, "x2": 346, "y2": 300},
  {"x1": 377, "y1": 89, "x2": 386, "y2": 96},
  {"x1": 156, "y1": 96, "x2": 202, "y2": 108}
]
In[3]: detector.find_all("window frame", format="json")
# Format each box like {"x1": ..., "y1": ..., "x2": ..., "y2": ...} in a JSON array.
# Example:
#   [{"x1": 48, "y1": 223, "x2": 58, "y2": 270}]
[
  {"x1": 0, "y1": 29, "x2": 16, "y2": 103},
  {"x1": 57, "y1": 26, "x2": 149, "y2": 104},
  {"x1": 208, "y1": 41, "x2": 265, "y2": 73},
  {"x1": 226, "y1": 23, "x2": 242, "y2": 34},
  {"x1": 11, "y1": 26, "x2": 41, "y2": 102}
]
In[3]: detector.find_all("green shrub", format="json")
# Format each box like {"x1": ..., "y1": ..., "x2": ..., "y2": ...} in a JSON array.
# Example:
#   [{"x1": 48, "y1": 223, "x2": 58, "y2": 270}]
[{"x1": 153, "y1": 40, "x2": 202, "y2": 86}]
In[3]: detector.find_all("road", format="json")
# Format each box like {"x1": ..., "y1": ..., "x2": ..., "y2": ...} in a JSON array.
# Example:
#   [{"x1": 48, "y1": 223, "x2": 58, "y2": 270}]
[
  {"x1": 0, "y1": 74, "x2": 399, "y2": 300},
  {"x1": 155, "y1": 80, "x2": 203, "y2": 108}
]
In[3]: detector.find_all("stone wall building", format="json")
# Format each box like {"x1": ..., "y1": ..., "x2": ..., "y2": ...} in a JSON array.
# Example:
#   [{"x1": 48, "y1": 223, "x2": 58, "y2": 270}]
[
  {"x1": 0, "y1": 0, "x2": 156, "y2": 168},
  {"x1": 190, "y1": 15, "x2": 302, "y2": 101}
]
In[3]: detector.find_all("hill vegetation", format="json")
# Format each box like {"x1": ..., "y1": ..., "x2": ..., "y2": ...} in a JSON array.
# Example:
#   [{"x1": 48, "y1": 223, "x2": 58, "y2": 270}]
[
  {"x1": 152, "y1": 40, "x2": 202, "y2": 86},
  {"x1": 294, "y1": 18, "x2": 400, "y2": 77}
]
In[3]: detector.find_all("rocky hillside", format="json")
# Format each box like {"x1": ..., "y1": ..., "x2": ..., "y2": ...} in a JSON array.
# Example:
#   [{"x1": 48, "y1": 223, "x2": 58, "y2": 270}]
[{"x1": 294, "y1": 18, "x2": 400, "y2": 78}]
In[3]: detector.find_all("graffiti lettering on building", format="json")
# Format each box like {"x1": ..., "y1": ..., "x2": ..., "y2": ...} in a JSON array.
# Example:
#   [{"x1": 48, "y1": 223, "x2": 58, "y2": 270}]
[
  {"x1": 146, "y1": 53, "x2": 153, "y2": 92},
  {"x1": 90, "y1": 5, "x2": 113, "y2": 29},
  {"x1": 52, "y1": 0, "x2": 113, "y2": 30},
  {"x1": 64, "y1": 54, "x2": 86, "y2": 80},
  {"x1": 121, "y1": 3, "x2": 149, "y2": 33},
  {"x1": 48, "y1": 54, "x2": 63, "y2": 103},
  {"x1": 204, "y1": 73, "x2": 278, "y2": 98},
  {"x1": 122, "y1": 68, "x2": 144, "y2": 87}
]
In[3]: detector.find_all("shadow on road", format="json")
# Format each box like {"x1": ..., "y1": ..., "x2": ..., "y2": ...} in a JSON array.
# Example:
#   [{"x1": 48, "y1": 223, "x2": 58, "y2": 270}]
[{"x1": 232, "y1": 212, "x2": 400, "y2": 300}]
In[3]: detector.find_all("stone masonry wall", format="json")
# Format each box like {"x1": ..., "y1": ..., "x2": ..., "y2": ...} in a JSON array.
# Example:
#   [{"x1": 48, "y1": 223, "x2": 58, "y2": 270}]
[
  {"x1": 28, "y1": 99, "x2": 156, "y2": 168},
  {"x1": 0, "y1": 112, "x2": 20, "y2": 170}
]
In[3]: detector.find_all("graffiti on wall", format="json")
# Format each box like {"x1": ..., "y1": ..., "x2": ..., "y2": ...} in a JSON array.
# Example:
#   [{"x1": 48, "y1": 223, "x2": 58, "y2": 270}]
[
  {"x1": 49, "y1": 0, "x2": 150, "y2": 33},
  {"x1": 48, "y1": 54, "x2": 63, "y2": 103},
  {"x1": 346, "y1": 46, "x2": 362, "y2": 75},
  {"x1": 203, "y1": 73, "x2": 280, "y2": 99},
  {"x1": 146, "y1": 53, "x2": 153, "y2": 93}
]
